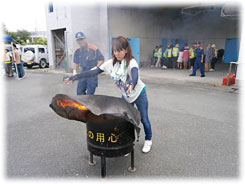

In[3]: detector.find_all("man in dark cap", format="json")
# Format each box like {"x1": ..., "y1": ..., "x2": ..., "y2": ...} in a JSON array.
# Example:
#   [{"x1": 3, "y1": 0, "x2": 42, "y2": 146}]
[
  {"x1": 73, "y1": 32, "x2": 104, "y2": 95},
  {"x1": 189, "y1": 41, "x2": 205, "y2": 77}
]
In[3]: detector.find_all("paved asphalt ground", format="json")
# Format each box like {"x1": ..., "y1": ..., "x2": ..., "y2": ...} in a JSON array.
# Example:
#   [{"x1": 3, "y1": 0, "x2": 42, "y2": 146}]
[{"x1": 5, "y1": 69, "x2": 239, "y2": 179}]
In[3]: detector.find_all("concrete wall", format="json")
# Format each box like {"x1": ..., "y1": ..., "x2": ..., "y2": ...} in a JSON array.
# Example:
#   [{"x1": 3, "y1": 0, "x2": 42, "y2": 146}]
[
  {"x1": 46, "y1": 4, "x2": 240, "y2": 68},
  {"x1": 179, "y1": 10, "x2": 240, "y2": 49},
  {"x1": 70, "y1": 3, "x2": 109, "y2": 62},
  {"x1": 108, "y1": 7, "x2": 164, "y2": 66},
  {"x1": 108, "y1": 6, "x2": 240, "y2": 66},
  {"x1": 46, "y1": 3, "x2": 109, "y2": 69}
]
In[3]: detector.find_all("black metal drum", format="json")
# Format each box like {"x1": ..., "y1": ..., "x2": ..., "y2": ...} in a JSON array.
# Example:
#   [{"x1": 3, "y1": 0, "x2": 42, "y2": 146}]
[
  {"x1": 50, "y1": 94, "x2": 140, "y2": 178},
  {"x1": 86, "y1": 113, "x2": 135, "y2": 158}
]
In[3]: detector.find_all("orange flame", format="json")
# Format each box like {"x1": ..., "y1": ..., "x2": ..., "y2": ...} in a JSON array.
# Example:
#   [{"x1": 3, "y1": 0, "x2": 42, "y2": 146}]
[{"x1": 56, "y1": 98, "x2": 88, "y2": 111}]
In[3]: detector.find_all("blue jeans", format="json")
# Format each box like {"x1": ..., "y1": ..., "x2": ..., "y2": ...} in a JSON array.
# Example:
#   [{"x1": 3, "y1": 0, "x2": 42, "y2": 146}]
[
  {"x1": 16, "y1": 63, "x2": 25, "y2": 78},
  {"x1": 211, "y1": 57, "x2": 217, "y2": 69},
  {"x1": 167, "y1": 58, "x2": 173, "y2": 68},
  {"x1": 192, "y1": 58, "x2": 205, "y2": 76},
  {"x1": 172, "y1": 57, "x2": 178, "y2": 68},
  {"x1": 77, "y1": 77, "x2": 98, "y2": 95},
  {"x1": 20, "y1": 62, "x2": 25, "y2": 76},
  {"x1": 130, "y1": 90, "x2": 152, "y2": 140}
]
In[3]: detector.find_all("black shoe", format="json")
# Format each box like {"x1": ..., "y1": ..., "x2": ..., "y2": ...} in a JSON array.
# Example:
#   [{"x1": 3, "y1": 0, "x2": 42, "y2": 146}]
[
  {"x1": 200, "y1": 75, "x2": 205, "y2": 77},
  {"x1": 189, "y1": 74, "x2": 195, "y2": 76}
]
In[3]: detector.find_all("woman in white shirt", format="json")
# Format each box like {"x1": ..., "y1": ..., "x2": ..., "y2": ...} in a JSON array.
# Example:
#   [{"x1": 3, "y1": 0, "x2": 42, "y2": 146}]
[
  {"x1": 177, "y1": 48, "x2": 184, "y2": 69},
  {"x1": 65, "y1": 36, "x2": 153, "y2": 153}
]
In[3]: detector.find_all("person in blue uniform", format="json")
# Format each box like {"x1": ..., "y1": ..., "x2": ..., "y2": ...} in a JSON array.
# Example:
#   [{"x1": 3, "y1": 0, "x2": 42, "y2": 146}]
[
  {"x1": 189, "y1": 41, "x2": 205, "y2": 77},
  {"x1": 73, "y1": 32, "x2": 104, "y2": 95}
]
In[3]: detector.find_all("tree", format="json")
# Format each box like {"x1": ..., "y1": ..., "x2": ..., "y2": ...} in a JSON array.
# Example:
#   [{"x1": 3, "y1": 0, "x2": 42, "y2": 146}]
[
  {"x1": 2, "y1": 23, "x2": 17, "y2": 42},
  {"x1": 33, "y1": 37, "x2": 47, "y2": 45},
  {"x1": 3, "y1": 24, "x2": 47, "y2": 45},
  {"x1": 16, "y1": 29, "x2": 31, "y2": 42},
  {"x1": 2, "y1": 24, "x2": 31, "y2": 44}
]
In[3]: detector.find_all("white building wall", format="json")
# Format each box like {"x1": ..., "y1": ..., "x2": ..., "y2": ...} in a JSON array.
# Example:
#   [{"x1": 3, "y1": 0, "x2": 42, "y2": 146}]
[
  {"x1": 45, "y1": 3, "x2": 73, "y2": 69},
  {"x1": 46, "y1": 3, "x2": 109, "y2": 69}
]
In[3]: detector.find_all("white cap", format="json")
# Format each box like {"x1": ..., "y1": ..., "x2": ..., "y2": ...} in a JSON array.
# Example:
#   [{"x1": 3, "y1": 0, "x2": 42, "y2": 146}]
[{"x1": 211, "y1": 44, "x2": 216, "y2": 48}]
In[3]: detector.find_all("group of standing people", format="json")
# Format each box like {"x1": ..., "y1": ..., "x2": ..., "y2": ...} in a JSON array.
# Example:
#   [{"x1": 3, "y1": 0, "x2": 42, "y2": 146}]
[
  {"x1": 3, "y1": 43, "x2": 25, "y2": 79},
  {"x1": 152, "y1": 41, "x2": 222, "y2": 77}
]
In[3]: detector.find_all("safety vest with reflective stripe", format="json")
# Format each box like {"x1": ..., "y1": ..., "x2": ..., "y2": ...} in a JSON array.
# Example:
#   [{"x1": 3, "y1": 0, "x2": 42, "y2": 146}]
[
  {"x1": 189, "y1": 48, "x2": 196, "y2": 59},
  {"x1": 215, "y1": 48, "x2": 218, "y2": 57},
  {"x1": 163, "y1": 50, "x2": 166, "y2": 58},
  {"x1": 172, "y1": 47, "x2": 179, "y2": 57},
  {"x1": 5, "y1": 52, "x2": 12, "y2": 64},
  {"x1": 189, "y1": 48, "x2": 195, "y2": 59},
  {"x1": 154, "y1": 49, "x2": 158, "y2": 57},
  {"x1": 157, "y1": 48, "x2": 162, "y2": 57},
  {"x1": 167, "y1": 48, "x2": 172, "y2": 58}
]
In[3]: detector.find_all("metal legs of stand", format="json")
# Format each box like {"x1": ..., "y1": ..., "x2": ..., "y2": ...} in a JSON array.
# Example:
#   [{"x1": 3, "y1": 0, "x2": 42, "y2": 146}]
[{"x1": 128, "y1": 149, "x2": 136, "y2": 172}]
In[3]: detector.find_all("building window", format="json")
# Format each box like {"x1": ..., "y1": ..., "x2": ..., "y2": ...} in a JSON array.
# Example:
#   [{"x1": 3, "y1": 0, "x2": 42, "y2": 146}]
[{"x1": 48, "y1": 3, "x2": 53, "y2": 13}]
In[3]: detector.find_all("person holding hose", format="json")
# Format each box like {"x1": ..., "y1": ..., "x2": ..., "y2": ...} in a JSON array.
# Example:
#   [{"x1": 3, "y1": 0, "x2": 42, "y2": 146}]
[{"x1": 64, "y1": 36, "x2": 153, "y2": 153}]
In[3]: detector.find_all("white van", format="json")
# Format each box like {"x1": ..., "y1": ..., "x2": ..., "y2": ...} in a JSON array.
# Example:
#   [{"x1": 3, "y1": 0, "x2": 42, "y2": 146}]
[{"x1": 22, "y1": 45, "x2": 49, "y2": 69}]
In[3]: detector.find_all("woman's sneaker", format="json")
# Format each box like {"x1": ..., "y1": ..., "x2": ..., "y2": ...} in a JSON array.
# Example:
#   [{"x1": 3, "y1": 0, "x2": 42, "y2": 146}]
[{"x1": 142, "y1": 140, "x2": 152, "y2": 153}]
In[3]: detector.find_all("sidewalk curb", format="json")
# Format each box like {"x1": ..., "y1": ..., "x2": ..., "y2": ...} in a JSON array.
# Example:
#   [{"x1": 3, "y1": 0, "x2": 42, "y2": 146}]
[
  {"x1": 140, "y1": 74, "x2": 240, "y2": 92},
  {"x1": 26, "y1": 68, "x2": 240, "y2": 92}
]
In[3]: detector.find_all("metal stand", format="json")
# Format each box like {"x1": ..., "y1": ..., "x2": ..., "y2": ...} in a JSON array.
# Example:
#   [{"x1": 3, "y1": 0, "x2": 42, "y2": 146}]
[
  {"x1": 227, "y1": 62, "x2": 238, "y2": 86},
  {"x1": 128, "y1": 149, "x2": 136, "y2": 172},
  {"x1": 101, "y1": 155, "x2": 106, "y2": 178},
  {"x1": 88, "y1": 152, "x2": 96, "y2": 166},
  {"x1": 88, "y1": 148, "x2": 136, "y2": 177}
]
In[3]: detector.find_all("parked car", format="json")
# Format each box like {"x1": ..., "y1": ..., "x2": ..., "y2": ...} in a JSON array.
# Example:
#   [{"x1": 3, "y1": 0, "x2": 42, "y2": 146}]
[{"x1": 22, "y1": 45, "x2": 49, "y2": 69}]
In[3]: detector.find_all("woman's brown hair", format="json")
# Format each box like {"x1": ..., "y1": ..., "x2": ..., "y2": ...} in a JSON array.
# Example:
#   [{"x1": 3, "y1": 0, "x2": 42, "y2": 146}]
[{"x1": 112, "y1": 36, "x2": 135, "y2": 66}]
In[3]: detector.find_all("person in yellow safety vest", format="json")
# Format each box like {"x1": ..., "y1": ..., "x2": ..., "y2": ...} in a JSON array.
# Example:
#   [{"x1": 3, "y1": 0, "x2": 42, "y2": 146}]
[
  {"x1": 214, "y1": 48, "x2": 218, "y2": 57},
  {"x1": 172, "y1": 44, "x2": 179, "y2": 69},
  {"x1": 189, "y1": 43, "x2": 197, "y2": 71},
  {"x1": 163, "y1": 50, "x2": 166, "y2": 58},
  {"x1": 164, "y1": 44, "x2": 173, "y2": 68},
  {"x1": 3, "y1": 49, "x2": 13, "y2": 77},
  {"x1": 210, "y1": 44, "x2": 218, "y2": 71},
  {"x1": 167, "y1": 47, "x2": 172, "y2": 58},
  {"x1": 154, "y1": 47, "x2": 158, "y2": 57},
  {"x1": 151, "y1": 46, "x2": 159, "y2": 67},
  {"x1": 155, "y1": 46, "x2": 162, "y2": 68},
  {"x1": 161, "y1": 48, "x2": 168, "y2": 69}
]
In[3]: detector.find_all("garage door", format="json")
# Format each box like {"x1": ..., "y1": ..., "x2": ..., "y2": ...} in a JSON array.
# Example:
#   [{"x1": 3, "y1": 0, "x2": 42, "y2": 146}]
[{"x1": 224, "y1": 38, "x2": 240, "y2": 63}]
